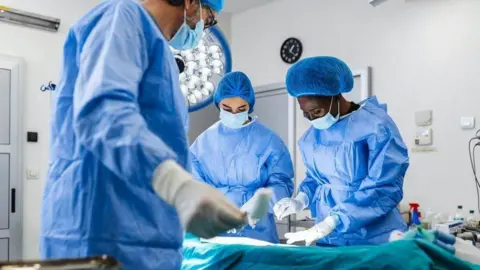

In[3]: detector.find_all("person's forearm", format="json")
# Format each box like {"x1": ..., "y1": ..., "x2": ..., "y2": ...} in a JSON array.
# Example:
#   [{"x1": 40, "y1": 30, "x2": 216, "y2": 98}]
[
  {"x1": 295, "y1": 192, "x2": 309, "y2": 209},
  {"x1": 331, "y1": 183, "x2": 402, "y2": 233},
  {"x1": 298, "y1": 178, "x2": 317, "y2": 208}
]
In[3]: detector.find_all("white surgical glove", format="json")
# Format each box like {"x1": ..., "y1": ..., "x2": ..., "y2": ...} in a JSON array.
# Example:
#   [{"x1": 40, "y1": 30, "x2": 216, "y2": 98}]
[
  {"x1": 273, "y1": 192, "x2": 309, "y2": 220},
  {"x1": 152, "y1": 160, "x2": 247, "y2": 239},
  {"x1": 284, "y1": 215, "x2": 338, "y2": 246},
  {"x1": 241, "y1": 188, "x2": 273, "y2": 228}
]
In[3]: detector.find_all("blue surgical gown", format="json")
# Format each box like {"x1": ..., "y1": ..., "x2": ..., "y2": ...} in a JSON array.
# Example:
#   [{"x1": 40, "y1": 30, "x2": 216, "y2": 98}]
[
  {"x1": 298, "y1": 97, "x2": 409, "y2": 246},
  {"x1": 40, "y1": 1, "x2": 189, "y2": 269},
  {"x1": 190, "y1": 120, "x2": 294, "y2": 243}
]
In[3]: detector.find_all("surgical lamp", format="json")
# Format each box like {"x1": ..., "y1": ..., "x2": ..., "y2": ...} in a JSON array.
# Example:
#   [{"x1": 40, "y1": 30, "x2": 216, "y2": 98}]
[{"x1": 171, "y1": 26, "x2": 232, "y2": 113}]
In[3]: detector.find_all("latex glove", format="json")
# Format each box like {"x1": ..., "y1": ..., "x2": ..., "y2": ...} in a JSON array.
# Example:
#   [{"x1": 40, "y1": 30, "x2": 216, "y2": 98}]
[
  {"x1": 241, "y1": 188, "x2": 273, "y2": 228},
  {"x1": 285, "y1": 216, "x2": 338, "y2": 246},
  {"x1": 273, "y1": 192, "x2": 309, "y2": 220},
  {"x1": 152, "y1": 160, "x2": 247, "y2": 239}
]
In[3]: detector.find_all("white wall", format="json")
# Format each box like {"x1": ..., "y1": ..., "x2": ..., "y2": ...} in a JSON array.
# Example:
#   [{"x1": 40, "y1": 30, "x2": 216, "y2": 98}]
[{"x1": 231, "y1": 0, "x2": 480, "y2": 215}]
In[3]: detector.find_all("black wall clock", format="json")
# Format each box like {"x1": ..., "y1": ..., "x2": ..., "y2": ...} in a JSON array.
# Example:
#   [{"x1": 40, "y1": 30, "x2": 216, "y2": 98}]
[{"x1": 280, "y1": 37, "x2": 303, "y2": 64}]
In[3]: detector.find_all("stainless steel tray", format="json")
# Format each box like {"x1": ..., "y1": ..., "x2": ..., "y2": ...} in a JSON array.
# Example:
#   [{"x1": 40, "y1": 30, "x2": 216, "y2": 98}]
[{"x1": 0, "y1": 255, "x2": 120, "y2": 270}]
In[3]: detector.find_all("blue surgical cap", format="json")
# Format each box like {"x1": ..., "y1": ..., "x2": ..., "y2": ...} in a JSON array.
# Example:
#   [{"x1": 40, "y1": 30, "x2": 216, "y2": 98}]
[
  {"x1": 215, "y1": 71, "x2": 255, "y2": 113},
  {"x1": 201, "y1": 0, "x2": 224, "y2": 12},
  {"x1": 286, "y1": 56, "x2": 354, "y2": 97}
]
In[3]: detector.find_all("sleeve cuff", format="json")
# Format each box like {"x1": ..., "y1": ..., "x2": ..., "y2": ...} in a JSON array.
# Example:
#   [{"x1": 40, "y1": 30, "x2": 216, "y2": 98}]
[
  {"x1": 295, "y1": 192, "x2": 309, "y2": 209},
  {"x1": 152, "y1": 159, "x2": 192, "y2": 205}
]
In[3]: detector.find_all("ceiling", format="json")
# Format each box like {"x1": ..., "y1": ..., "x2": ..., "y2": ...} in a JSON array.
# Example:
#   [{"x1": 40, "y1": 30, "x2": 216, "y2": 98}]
[{"x1": 223, "y1": 0, "x2": 280, "y2": 13}]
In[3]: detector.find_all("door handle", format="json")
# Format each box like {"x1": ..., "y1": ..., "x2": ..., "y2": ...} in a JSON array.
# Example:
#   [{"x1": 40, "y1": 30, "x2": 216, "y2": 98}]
[{"x1": 11, "y1": 188, "x2": 15, "y2": 213}]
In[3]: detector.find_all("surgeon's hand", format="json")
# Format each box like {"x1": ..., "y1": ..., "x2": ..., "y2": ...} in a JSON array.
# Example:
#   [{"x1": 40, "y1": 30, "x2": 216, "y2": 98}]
[
  {"x1": 284, "y1": 216, "x2": 338, "y2": 246},
  {"x1": 241, "y1": 203, "x2": 260, "y2": 228},
  {"x1": 273, "y1": 192, "x2": 309, "y2": 220},
  {"x1": 152, "y1": 160, "x2": 247, "y2": 239},
  {"x1": 241, "y1": 188, "x2": 273, "y2": 228}
]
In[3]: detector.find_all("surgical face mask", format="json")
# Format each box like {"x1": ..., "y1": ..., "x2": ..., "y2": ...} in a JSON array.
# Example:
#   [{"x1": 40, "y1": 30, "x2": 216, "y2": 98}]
[
  {"x1": 169, "y1": 3, "x2": 204, "y2": 50},
  {"x1": 220, "y1": 109, "x2": 249, "y2": 129},
  {"x1": 310, "y1": 97, "x2": 340, "y2": 130}
]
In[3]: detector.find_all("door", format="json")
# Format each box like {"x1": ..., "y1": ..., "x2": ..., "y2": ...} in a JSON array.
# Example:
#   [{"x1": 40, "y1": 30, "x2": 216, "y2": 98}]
[
  {"x1": 0, "y1": 154, "x2": 9, "y2": 232},
  {"x1": 0, "y1": 57, "x2": 23, "y2": 261},
  {"x1": 0, "y1": 69, "x2": 11, "y2": 261},
  {"x1": 0, "y1": 239, "x2": 8, "y2": 261},
  {"x1": 254, "y1": 89, "x2": 290, "y2": 144},
  {"x1": 254, "y1": 85, "x2": 295, "y2": 243}
]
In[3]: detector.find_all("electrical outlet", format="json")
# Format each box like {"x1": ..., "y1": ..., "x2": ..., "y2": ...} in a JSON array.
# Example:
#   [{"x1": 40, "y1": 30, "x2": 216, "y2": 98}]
[
  {"x1": 415, "y1": 128, "x2": 433, "y2": 146},
  {"x1": 26, "y1": 169, "x2": 40, "y2": 180}
]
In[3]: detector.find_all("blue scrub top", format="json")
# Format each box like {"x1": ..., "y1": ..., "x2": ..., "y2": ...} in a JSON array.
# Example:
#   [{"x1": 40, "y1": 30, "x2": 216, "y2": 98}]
[
  {"x1": 190, "y1": 119, "x2": 294, "y2": 243},
  {"x1": 298, "y1": 97, "x2": 409, "y2": 246}
]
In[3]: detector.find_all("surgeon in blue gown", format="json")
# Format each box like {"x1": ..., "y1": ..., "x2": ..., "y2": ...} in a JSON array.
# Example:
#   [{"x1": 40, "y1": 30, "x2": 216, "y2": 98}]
[
  {"x1": 40, "y1": 0, "x2": 247, "y2": 269},
  {"x1": 274, "y1": 56, "x2": 409, "y2": 246},
  {"x1": 190, "y1": 71, "x2": 295, "y2": 243}
]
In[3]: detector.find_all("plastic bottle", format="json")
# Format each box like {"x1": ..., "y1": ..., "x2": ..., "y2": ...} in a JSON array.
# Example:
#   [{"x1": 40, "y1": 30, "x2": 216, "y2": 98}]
[
  {"x1": 467, "y1": 210, "x2": 478, "y2": 227},
  {"x1": 422, "y1": 208, "x2": 435, "y2": 229},
  {"x1": 455, "y1": 205, "x2": 465, "y2": 221},
  {"x1": 409, "y1": 203, "x2": 421, "y2": 229},
  {"x1": 431, "y1": 213, "x2": 440, "y2": 229}
]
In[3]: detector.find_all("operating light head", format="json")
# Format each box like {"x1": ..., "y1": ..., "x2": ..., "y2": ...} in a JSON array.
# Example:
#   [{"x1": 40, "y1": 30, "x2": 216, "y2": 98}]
[{"x1": 172, "y1": 26, "x2": 231, "y2": 112}]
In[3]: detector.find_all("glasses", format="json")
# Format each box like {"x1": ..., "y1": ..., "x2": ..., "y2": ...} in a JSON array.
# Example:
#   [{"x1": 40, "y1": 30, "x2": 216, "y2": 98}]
[{"x1": 203, "y1": 7, "x2": 217, "y2": 29}]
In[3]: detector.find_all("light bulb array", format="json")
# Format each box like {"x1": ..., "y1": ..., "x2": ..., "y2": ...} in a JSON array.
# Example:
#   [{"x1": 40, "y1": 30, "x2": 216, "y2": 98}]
[{"x1": 171, "y1": 34, "x2": 226, "y2": 107}]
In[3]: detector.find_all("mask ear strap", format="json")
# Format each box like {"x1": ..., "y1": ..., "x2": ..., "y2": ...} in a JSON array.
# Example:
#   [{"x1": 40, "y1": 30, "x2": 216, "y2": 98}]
[
  {"x1": 197, "y1": 1, "x2": 203, "y2": 21},
  {"x1": 328, "y1": 96, "x2": 334, "y2": 112},
  {"x1": 336, "y1": 98, "x2": 340, "y2": 118}
]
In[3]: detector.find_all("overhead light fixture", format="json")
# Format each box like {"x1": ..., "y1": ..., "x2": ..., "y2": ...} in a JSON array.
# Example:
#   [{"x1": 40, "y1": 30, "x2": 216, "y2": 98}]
[
  {"x1": 369, "y1": 0, "x2": 389, "y2": 7},
  {"x1": 171, "y1": 26, "x2": 232, "y2": 113},
  {"x1": 0, "y1": 5, "x2": 60, "y2": 32}
]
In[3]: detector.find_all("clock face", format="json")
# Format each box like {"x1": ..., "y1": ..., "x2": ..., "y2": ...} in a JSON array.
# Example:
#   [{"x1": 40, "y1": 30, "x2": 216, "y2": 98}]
[{"x1": 280, "y1": 38, "x2": 303, "y2": 64}]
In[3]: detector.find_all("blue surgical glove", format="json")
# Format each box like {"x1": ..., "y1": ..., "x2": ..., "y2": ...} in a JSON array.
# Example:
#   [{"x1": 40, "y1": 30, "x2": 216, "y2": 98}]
[
  {"x1": 284, "y1": 215, "x2": 338, "y2": 246},
  {"x1": 273, "y1": 192, "x2": 309, "y2": 220}
]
